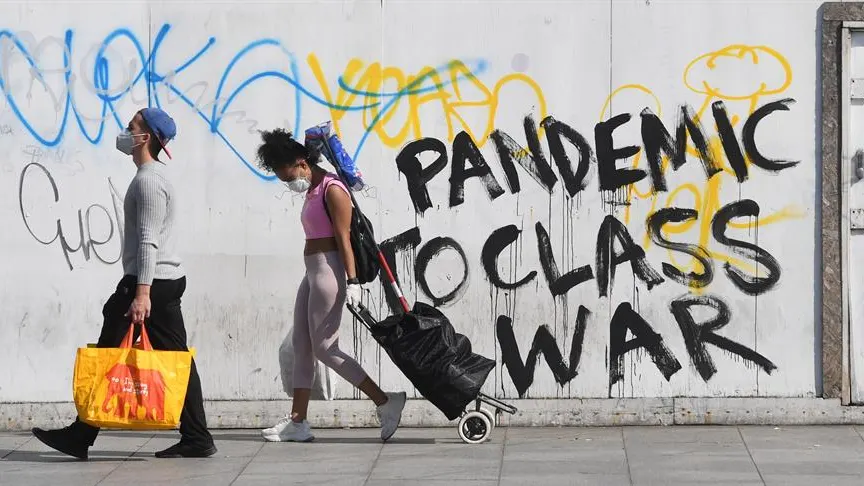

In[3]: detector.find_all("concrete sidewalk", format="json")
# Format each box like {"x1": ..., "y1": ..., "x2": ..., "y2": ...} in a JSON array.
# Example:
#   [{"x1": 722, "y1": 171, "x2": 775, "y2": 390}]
[{"x1": 2, "y1": 425, "x2": 864, "y2": 485}]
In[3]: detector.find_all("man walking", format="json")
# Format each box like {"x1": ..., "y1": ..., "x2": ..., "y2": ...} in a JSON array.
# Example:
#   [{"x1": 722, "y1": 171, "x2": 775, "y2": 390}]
[{"x1": 31, "y1": 108, "x2": 217, "y2": 460}]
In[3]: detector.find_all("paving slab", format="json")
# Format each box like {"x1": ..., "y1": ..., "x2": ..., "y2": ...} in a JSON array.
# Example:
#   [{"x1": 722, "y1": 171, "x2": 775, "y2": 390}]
[
  {"x1": 2, "y1": 425, "x2": 864, "y2": 485},
  {"x1": 624, "y1": 426, "x2": 764, "y2": 485},
  {"x1": 500, "y1": 426, "x2": 629, "y2": 484},
  {"x1": 368, "y1": 437, "x2": 504, "y2": 481},
  {"x1": 0, "y1": 431, "x2": 32, "y2": 459},
  {"x1": 0, "y1": 431, "x2": 151, "y2": 486},
  {"x1": 740, "y1": 425, "x2": 864, "y2": 485}
]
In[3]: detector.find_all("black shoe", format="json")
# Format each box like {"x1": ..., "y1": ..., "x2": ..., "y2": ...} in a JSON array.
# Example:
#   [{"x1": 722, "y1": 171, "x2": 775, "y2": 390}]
[
  {"x1": 31, "y1": 427, "x2": 89, "y2": 460},
  {"x1": 155, "y1": 441, "x2": 217, "y2": 459}
]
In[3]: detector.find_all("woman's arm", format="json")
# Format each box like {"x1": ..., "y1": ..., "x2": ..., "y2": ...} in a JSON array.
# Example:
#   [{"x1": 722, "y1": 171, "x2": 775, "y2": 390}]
[{"x1": 325, "y1": 184, "x2": 356, "y2": 281}]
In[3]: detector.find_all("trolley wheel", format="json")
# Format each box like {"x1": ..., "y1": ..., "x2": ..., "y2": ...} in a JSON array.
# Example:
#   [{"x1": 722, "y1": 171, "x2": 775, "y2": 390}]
[
  {"x1": 480, "y1": 408, "x2": 496, "y2": 428},
  {"x1": 458, "y1": 410, "x2": 492, "y2": 444}
]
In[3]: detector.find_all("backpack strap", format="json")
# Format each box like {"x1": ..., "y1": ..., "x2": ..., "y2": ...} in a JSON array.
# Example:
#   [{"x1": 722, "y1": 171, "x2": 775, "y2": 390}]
[{"x1": 321, "y1": 179, "x2": 335, "y2": 223}]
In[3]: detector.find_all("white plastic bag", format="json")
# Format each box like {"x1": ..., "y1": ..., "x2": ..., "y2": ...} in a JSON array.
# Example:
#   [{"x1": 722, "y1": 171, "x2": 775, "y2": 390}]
[{"x1": 279, "y1": 328, "x2": 336, "y2": 400}]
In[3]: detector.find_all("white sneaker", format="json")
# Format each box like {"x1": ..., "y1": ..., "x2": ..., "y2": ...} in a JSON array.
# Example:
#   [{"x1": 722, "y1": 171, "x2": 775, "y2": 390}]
[
  {"x1": 261, "y1": 416, "x2": 291, "y2": 437},
  {"x1": 376, "y1": 392, "x2": 406, "y2": 442},
  {"x1": 261, "y1": 417, "x2": 315, "y2": 442}
]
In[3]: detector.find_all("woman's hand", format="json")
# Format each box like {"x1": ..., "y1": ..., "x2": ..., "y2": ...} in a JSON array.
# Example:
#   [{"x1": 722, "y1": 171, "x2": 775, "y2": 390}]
[{"x1": 346, "y1": 283, "x2": 362, "y2": 308}]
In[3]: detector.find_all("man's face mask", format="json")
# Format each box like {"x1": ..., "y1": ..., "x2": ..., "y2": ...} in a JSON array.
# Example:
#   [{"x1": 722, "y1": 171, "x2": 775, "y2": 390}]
[{"x1": 116, "y1": 129, "x2": 147, "y2": 155}]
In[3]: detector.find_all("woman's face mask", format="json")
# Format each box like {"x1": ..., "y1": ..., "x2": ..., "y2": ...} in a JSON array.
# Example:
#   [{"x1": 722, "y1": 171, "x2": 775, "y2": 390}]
[
  {"x1": 282, "y1": 162, "x2": 311, "y2": 192},
  {"x1": 285, "y1": 177, "x2": 310, "y2": 193},
  {"x1": 116, "y1": 129, "x2": 147, "y2": 155}
]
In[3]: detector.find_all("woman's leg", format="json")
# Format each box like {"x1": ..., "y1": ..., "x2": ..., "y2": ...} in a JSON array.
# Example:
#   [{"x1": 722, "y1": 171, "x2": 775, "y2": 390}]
[
  {"x1": 305, "y1": 252, "x2": 386, "y2": 403},
  {"x1": 357, "y1": 377, "x2": 388, "y2": 407},
  {"x1": 290, "y1": 276, "x2": 314, "y2": 422},
  {"x1": 262, "y1": 275, "x2": 318, "y2": 442},
  {"x1": 306, "y1": 252, "x2": 407, "y2": 441}
]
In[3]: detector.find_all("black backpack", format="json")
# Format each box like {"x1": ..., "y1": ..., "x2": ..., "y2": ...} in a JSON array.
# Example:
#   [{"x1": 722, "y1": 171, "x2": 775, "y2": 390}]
[{"x1": 322, "y1": 181, "x2": 381, "y2": 284}]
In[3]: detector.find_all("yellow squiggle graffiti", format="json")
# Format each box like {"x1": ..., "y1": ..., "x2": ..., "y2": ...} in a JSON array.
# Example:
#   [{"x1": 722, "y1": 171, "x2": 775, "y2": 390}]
[
  {"x1": 604, "y1": 44, "x2": 803, "y2": 287},
  {"x1": 684, "y1": 44, "x2": 793, "y2": 120},
  {"x1": 306, "y1": 54, "x2": 548, "y2": 150}
]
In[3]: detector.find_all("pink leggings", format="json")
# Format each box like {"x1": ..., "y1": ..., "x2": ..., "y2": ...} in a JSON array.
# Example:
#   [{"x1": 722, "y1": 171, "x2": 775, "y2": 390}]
[{"x1": 292, "y1": 251, "x2": 368, "y2": 389}]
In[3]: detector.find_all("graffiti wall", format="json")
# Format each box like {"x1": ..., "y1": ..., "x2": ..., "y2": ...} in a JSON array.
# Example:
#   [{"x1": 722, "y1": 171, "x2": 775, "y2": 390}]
[{"x1": 0, "y1": 0, "x2": 820, "y2": 403}]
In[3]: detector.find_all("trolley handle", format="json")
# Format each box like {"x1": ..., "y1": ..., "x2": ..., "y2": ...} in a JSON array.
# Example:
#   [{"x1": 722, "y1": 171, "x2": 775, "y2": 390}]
[{"x1": 347, "y1": 302, "x2": 380, "y2": 332}]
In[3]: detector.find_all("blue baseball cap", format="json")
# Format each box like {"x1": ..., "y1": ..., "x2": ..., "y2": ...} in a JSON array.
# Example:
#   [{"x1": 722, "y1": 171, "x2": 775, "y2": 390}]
[{"x1": 140, "y1": 107, "x2": 176, "y2": 159}]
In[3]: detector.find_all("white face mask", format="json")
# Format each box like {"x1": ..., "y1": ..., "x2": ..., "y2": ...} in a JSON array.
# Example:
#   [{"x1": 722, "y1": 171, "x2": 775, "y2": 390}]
[
  {"x1": 285, "y1": 177, "x2": 310, "y2": 193},
  {"x1": 116, "y1": 129, "x2": 146, "y2": 155}
]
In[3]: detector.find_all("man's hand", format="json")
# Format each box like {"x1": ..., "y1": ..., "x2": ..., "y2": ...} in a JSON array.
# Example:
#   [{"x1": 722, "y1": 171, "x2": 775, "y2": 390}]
[{"x1": 125, "y1": 285, "x2": 151, "y2": 324}]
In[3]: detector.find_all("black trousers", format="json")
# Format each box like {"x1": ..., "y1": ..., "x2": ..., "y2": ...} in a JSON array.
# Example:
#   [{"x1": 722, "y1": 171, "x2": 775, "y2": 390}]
[{"x1": 70, "y1": 275, "x2": 213, "y2": 447}]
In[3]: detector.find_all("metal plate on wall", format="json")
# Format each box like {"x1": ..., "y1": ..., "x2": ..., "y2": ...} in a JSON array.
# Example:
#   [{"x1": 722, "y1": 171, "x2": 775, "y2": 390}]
[{"x1": 851, "y1": 208, "x2": 864, "y2": 229}]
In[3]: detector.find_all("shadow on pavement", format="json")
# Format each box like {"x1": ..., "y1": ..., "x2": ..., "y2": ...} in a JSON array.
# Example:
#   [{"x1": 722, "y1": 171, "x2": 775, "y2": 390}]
[
  {"x1": 1, "y1": 450, "x2": 147, "y2": 463},
  {"x1": 312, "y1": 437, "x2": 436, "y2": 445},
  {"x1": 209, "y1": 433, "x2": 436, "y2": 445},
  {"x1": 97, "y1": 431, "x2": 174, "y2": 439}
]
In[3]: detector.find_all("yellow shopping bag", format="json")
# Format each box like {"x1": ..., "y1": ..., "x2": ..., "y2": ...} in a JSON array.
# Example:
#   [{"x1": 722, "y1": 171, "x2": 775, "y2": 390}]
[{"x1": 73, "y1": 323, "x2": 193, "y2": 430}]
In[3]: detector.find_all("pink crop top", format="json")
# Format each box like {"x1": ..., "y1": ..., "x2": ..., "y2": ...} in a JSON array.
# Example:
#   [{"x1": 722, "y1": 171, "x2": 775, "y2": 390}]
[{"x1": 300, "y1": 173, "x2": 350, "y2": 239}]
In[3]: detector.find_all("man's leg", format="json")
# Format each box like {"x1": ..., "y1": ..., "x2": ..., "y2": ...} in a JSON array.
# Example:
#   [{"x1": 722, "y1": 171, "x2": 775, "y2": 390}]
[
  {"x1": 143, "y1": 277, "x2": 215, "y2": 458},
  {"x1": 32, "y1": 276, "x2": 136, "y2": 460}
]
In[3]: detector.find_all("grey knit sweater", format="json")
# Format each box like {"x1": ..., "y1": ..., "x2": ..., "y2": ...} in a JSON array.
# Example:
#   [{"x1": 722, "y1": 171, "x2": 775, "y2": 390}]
[{"x1": 122, "y1": 160, "x2": 184, "y2": 285}]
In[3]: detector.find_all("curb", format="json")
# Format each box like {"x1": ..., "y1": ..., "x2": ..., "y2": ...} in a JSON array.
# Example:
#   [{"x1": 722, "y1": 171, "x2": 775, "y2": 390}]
[{"x1": 4, "y1": 398, "x2": 864, "y2": 431}]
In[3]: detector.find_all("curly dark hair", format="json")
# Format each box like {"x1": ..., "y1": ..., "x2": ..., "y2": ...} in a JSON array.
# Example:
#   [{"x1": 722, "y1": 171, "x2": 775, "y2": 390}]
[{"x1": 255, "y1": 128, "x2": 319, "y2": 173}]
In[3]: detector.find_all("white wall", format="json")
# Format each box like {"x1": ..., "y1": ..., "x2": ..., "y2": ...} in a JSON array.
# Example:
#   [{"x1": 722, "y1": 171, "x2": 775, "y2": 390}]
[{"x1": 0, "y1": 0, "x2": 821, "y2": 403}]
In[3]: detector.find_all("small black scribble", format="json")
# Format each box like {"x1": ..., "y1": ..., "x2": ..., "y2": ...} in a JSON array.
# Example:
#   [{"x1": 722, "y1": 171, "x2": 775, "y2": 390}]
[{"x1": 360, "y1": 185, "x2": 379, "y2": 200}]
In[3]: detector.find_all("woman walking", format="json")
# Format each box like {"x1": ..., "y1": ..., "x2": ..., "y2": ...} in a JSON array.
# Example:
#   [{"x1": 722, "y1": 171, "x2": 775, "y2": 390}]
[{"x1": 255, "y1": 128, "x2": 406, "y2": 443}]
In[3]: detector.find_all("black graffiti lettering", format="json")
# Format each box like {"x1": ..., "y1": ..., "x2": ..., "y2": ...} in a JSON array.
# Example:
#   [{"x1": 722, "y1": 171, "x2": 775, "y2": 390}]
[
  {"x1": 742, "y1": 98, "x2": 799, "y2": 173},
  {"x1": 608, "y1": 302, "x2": 682, "y2": 392},
  {"x1": 59, "y1": 210, "x2": 87, "y2": 267},
  {"x1": 481, "y1": 225, "x2": 537, "y2": 290},
  {"x1": 108, "y1": 177, "x2": 125, "y2": 245},
  {"x1": 18, "y1": 162, "x2": 121, "y2": 270},
  {"x1": 395, "y1": 138, "x2": 448, "y2": 215},
  {"x1": 711, "y1": 199, "x2": 781, "y2": 296},
  {"x1": 640, "y1": 105, "x2": 719, "y2": 192},
  {"x1": 712, "y1": 101, "x2": 748, "y2": 182},
  {"x1": 379, "y1": 226, "x2": 422, "y2": 313},
  {"x1": 497, "y1": 306, "x2": 589, "y2": 398},
  {"x1": 85, "y1": 204, "x2": 117, "y2": 263},
  {"x1": 449, "y1": 131, "x2": 506, "y2": 207},
  {"x1": 670, "y1": 294, "x2": 777, "y2": 381},
  {"x1": 541, "y1": 115, "x2": 594, "y2": 197},
  {"x1": 639, "y1": 107, "x2": 673, "y2": 192},
  {"x1": 596, "y1": 215, "x2": 664, "y2": 297},
  {"x1": 646, "y1": 207, "x2": 713, "y2": 289},
  {"x1": 535, "y1": 221, "x2": 593, "y2": 296},
  {"x1": 490, "y1": 115, "x2": 557, "y2": 195},
  {"x1": 414, "y1": 236, "x2": 469, "y2": 307},
  {"x1": 19, "y1": 162, "x2": 60, "y2": 246},
  {"x1": 675, "y1": 105, "x2": 719, "y2": 176},
  {"x1": 595, "y1": 113, "x2": 644, "y2": 191}
]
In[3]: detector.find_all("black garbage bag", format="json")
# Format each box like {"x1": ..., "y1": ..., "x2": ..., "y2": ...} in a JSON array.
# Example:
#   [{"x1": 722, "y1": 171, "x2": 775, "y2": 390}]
[{"x1": 368, "y1": 301, "x2": 495, "y2": 421}]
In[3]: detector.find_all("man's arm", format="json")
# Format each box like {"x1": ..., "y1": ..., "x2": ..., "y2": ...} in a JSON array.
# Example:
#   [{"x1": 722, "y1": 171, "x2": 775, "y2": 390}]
[
  {"x1": 136, "y1": 173, "x2": 167, "y2": 286},
  {"x1": 127, "y1": 174, "x2": 167, "y2": 323}
]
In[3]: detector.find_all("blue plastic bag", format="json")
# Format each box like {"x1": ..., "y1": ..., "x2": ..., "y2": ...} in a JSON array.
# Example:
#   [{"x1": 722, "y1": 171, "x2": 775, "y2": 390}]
[{"x1": 304, "y1": 121, "x2": 365, "y2": 191}]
